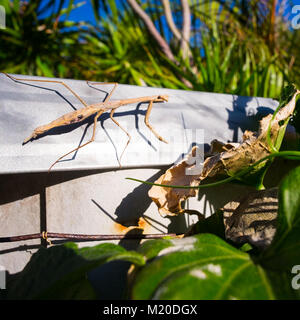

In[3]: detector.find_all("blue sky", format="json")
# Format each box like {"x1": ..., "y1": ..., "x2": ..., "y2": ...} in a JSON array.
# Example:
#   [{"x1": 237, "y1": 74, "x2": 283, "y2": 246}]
[
  {"x1": 62, "y1": 0, "x2": 96, "y2": 24},
  {"x1": 38, "y1": 0, "x2": 97, "y2": 24}
]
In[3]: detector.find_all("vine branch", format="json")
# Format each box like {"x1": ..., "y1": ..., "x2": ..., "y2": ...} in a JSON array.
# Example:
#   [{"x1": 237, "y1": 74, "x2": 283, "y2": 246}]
[{"x1": 0, "y1": 232, "x2": 178, "y2": 243}]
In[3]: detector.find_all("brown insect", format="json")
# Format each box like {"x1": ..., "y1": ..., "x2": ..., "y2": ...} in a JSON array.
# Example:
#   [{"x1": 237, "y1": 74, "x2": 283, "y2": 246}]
[{"x1": 4, "y1": 73, "x2": 168, "y2": 171}]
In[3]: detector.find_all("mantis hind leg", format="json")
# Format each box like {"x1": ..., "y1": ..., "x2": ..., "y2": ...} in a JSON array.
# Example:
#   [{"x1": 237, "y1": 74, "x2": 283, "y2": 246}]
[
  {"x1": 48, "y1": 110, "x2": 104, "y2": 172},
  {"x1": 3, "y1": 72, "x2": 88, "y2": 107}
]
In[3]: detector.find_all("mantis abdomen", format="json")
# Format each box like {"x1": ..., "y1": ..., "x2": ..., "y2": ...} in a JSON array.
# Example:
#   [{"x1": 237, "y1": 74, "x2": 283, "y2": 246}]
[{"x1": 23, "y1": 105, "x2": 102, "y2": 144}]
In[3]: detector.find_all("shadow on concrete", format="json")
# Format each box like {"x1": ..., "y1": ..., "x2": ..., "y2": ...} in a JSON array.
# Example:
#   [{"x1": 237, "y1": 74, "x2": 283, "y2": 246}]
[{"x1": 227, "y1": 95, "x2": 275, "y2": 142}]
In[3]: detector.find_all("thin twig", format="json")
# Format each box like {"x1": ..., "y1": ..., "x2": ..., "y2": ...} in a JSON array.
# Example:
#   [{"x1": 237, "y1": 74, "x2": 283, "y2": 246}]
[
  {"x1": 127, "y1": 0, "x2": 192, "y2": 88},
  {"x1": 127, "y1": 0, "x2": 176, "y2": 63},
  {"x1": 180, "y1": 0, "x2": 191, "y2": 60},
  {"x1": 162, "y1": 0, "x2": 181, "y2": 41},
  {"x1": 0, "y1": 232, "x2": 179, "y2": 243}
]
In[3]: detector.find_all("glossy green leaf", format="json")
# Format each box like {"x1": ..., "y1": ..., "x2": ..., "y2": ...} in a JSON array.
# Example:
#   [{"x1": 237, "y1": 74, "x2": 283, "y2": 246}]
[
  {"x1": 260, "y1": 166, "x2": 300, "y2": 271},
  {"x1": 131, "y1": 234, "x2": 281, "y2": 300},
  {"x1": 137, "y1": 238, "x2": 173, "y2": 260}
]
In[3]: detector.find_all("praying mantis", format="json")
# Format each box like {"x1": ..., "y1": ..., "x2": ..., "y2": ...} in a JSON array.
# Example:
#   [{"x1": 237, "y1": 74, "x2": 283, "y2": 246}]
[{"x1": 4, "y1": 73, "x2": 169, "y2": 171}]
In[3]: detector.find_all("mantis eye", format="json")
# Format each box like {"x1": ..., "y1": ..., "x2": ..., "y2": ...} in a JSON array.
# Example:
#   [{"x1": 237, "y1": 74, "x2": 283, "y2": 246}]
[{"x1": 158, "y1": 95, "x2": 168, "y2": 102}]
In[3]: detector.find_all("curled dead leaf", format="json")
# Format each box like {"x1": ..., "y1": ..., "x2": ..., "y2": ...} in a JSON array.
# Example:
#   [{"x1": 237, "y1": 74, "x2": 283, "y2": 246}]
[{"x1": 148, "y1": 146, "x2": 201, "y2": 216}]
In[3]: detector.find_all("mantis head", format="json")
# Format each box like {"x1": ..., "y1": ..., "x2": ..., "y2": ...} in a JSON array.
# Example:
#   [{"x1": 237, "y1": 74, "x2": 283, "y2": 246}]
[{"x1": 157, "y1": 95, "x2": 169, "y2": 102}]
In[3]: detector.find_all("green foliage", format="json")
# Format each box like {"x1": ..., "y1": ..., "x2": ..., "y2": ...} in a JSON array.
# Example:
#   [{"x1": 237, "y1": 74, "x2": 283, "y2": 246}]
[
  {"x1": 87, "y1": 0, "x2": 296, "y2": 97},
  {"x1": 260, "y1": 166, "x2": 300, "y2": 272},
  {"x1": 131, "y1": 233, "x2": 294, "y2": 300},
  {"x1": 132, "y1": 234, "x2": 263, "y2": 300},
  {"x1": 129, "y1": 166, "x2": 300, "y2": 300},
  {"x1": 0, "y1": 0, "x2": 298, "y2": 97},
  {"x1": 80, "y1": 21, "x2": 186, "y2": 88},
  {"x1": 0, "y1": 0, "x2": 93, "y2": 78}
]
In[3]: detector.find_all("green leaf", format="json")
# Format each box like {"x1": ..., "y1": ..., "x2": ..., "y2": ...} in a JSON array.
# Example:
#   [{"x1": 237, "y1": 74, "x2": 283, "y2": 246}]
[
  {"x1": 6, "y1": 242, "x2": 145, "y2": 299},
  {"x1": 266, "y1": 83, "x2": 299, "y2": 152},
  {"x1": 260, "y1": 166, "x2": 300, "y2": 271},
  {"x1": 137, "y1": 238, "x2": 173, "y2": 260},
  {"x1": 131, "y1": 234, "x2": 280, "y2": 300},
  {"x1": 220, "y1": 36, "x2": 236, "y2": 72},
  {"x1": 36, "y1": 56, "x2": 54, "y2": 77}
]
